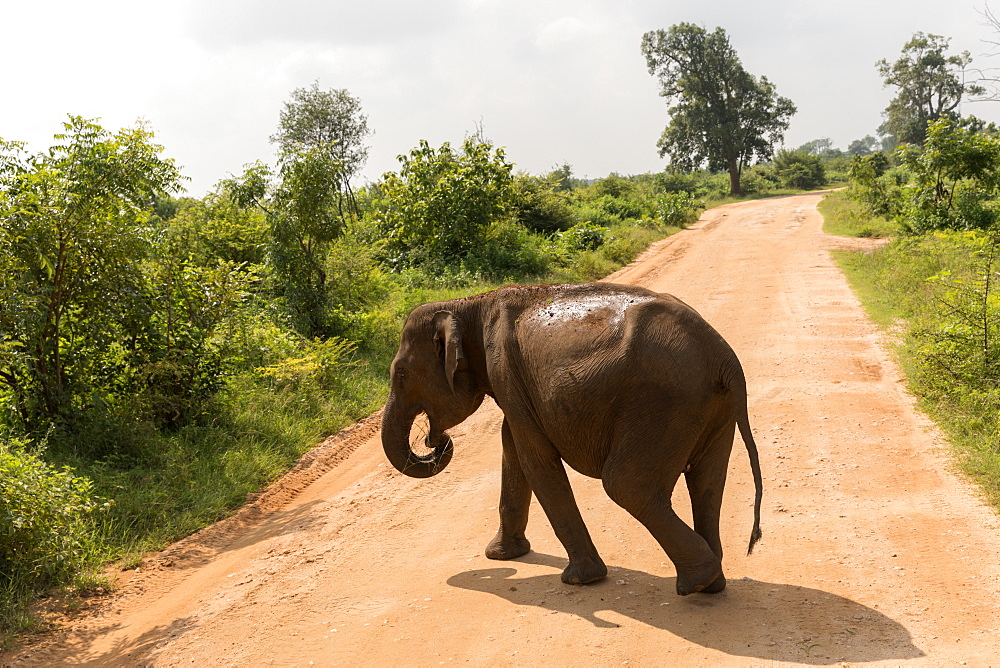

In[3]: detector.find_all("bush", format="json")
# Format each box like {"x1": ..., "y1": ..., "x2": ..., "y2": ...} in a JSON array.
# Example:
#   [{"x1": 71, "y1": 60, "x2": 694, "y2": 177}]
[
  {"x1": 557, "y1": 221, "x2": 608, "y2": 253},
  {"x1": 511, "y1": 175, "x2": 578, "y2": 234},
  {"x1": 741, "y1": 164, "x2": 780, "y2": 194},
  {"x1": 1, "y1": 437, "x2": 99, "y2": 595},
  {"x1": 594, "y1": 194, "x2": 643, "y2": 220},
  {"x1": 655, "y1": 172, "x2": 700, "y2": 193},
  {"x1": 773, "y1": 150, "x2": 826, "y2": 190},
  {"x1": 462, "y1": 219, "x2": 551, "y2": 279},
  {"x1": 655, "y1": 191, "x2": 701, "y2": 228}
]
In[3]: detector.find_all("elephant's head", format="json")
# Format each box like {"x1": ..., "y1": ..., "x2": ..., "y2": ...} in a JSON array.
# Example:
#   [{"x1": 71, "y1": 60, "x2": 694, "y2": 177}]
[{"x1": 382, "y1": 306, "x2": 485, "y2": 478}]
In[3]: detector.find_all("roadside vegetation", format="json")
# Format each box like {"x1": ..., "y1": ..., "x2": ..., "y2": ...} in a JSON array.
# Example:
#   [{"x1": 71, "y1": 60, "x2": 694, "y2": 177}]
[{"x1": 819, "y1": 31, "x2": 1000, "y2": 521}]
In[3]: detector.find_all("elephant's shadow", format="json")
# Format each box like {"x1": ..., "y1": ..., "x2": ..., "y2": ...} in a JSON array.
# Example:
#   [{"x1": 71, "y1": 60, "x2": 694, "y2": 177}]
[{"x1": 447, "y1": 552, "x2": 923, "y2": 665}]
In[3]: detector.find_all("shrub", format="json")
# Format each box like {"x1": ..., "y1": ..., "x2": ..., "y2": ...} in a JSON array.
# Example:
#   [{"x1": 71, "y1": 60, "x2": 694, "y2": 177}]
[
  {"x1": 655, "y1": 191, "x2": 701, "y2": 228},
  {"x1": 557, "y1": 221, "x2": 608, "y2": 253},
  {"x1": 511, "y1": 175, "x2": 578, "y2": 234},
  {"x1": 0, "y1": 437, "x2": 100, "y2": 595},
  {"x1": 594, "y1": 195, "x2": 643, "y2": 220},
  {"x1": 741, "y1": 164, "x2": 779, "y2": 194},
  {"x1": 462, "y1": 219, "x2": 551, "y2": 280},
  {"x1": 773, "y1": 150, "x2": 826, "y2": 189}
]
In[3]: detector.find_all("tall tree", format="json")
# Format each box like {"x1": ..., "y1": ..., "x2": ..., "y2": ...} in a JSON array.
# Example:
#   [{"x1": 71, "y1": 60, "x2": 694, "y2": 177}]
[
  {"x1": 877, "y1": 33, "x2": 984, "y2": 146},
  {"x1": 270, "y1": 83, "x2": 371, "y2": 184},
  {"x1": 641, "y1": 24, "x2": 796, "y2": 196},
  {"x1": 0, "y1": 117, "x2": 182, "y2": 425}
]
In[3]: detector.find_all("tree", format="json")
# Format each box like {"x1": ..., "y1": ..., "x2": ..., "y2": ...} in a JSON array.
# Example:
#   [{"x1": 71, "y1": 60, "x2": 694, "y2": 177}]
[
  {"x1": 270, "y1": 83, "x2": 371, "y2": 214},
  {"x1": 0, "y1": 117, "x2": 182, "y2": 426},
  {"x1": 877, "y1": 33, "x2": 984, "y2": 146},
  {"x1": 226, "y1": 142, "x2": 353, "y2": 338},
  {"x1": 375, "y1": 137, "x2": 515, "y2": 266},
  {"x1": 271, "y1": 83, "x2": 370, "y2": 176},
  {"x1": 898, "y1": 118, "x2": 1000, "y2": 232},
  {"x1": 641, "y1": 24, "x2": 796, "y2": 196},
  {"x1": 796, "y1": 138, "x2": 835, "y2": 156},
  {"x1": 847, "y1": 135, "x2": 879, "y2": 156}
]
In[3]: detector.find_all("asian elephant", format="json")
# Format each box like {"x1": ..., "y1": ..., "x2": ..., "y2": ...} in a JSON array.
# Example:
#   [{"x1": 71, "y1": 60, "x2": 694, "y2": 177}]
[{"x1": 381, "y1": 282, "x2": 763, "y2": 596}]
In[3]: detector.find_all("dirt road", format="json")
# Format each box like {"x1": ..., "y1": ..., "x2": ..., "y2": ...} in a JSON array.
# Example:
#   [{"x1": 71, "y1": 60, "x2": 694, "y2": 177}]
[{"x1": 7, "y1": 193, "x2": 1000, "y2": 666}]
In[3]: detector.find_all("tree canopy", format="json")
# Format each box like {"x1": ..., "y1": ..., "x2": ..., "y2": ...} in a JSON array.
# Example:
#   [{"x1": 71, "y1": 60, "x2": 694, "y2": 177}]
[
  {"x1": 877, "y1": 33, "x2": 984, "y2": 146},
  {"x1": 270, "y1": 82, "x2": 371, "y2": 179},
  {"x1": 641, "y1": 23, "x2": 796, "y2": 196}
]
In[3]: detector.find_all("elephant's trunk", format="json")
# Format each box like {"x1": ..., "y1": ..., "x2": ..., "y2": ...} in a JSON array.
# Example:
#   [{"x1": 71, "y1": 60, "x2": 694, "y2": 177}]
[{"x1": 381, "y1": 396, "x2": 454, "y2": 478}]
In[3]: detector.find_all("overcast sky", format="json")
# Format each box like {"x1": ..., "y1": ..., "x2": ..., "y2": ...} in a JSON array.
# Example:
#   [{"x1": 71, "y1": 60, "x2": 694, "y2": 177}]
[{"x1": 4, "y1": 0, "x2": 1000, "y2": 196}]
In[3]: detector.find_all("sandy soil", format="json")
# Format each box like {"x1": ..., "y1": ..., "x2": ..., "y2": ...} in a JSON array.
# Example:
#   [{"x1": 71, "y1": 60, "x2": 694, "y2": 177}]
[{"x1": 5, "y1": 192, "x2": 1000, "y2": 666}]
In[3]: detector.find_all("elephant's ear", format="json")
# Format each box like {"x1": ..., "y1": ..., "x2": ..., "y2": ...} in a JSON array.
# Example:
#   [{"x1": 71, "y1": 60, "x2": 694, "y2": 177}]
[{"x1": 432, "y1": 310, "x2": 464, "y2": 392}]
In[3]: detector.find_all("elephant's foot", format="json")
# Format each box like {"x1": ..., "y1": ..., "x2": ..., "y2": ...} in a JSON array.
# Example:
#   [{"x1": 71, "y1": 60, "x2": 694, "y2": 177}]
[
  {"x1": 561, "y1": 556, "x2": 607, "y2": 585},
  {"x1": 485, "y1": 532, "x2": 531, "y2": 560},
  {"x1": 675, "y1": 560, "x2": 723, "y2": 596},
  {"x1": 697, "y1": 570, "x2": 727, "y2": 594}
]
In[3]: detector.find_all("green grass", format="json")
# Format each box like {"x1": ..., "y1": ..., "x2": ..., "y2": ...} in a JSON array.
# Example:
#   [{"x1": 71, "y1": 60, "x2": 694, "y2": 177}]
[
  {"x1": 818, "y1": 189, "x2": 897, "y2": 238},
  {"x1": 833, "y1": 228, "x2": 1000, "y2": 516}
]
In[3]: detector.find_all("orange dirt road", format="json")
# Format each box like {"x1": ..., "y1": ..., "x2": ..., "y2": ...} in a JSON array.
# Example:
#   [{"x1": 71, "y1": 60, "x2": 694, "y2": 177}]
[{"x1": 7, "y1": 193, "x2": 1000, "y2": 666}]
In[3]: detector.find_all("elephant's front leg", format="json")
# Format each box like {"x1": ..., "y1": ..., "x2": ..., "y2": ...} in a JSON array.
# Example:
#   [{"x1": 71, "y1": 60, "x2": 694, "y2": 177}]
[
  {"x1": 485, "y1": 419, "x2": 532, "y2": 560},
  {"x1": 507, "y1": 422, "x2": 607, "y2": 585}
]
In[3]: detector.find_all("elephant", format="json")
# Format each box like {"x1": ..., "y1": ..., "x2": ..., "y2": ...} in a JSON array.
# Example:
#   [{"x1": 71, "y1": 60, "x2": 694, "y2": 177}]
[{"x1": 381, "y1": 282, "x2": 763, "y2": 596}]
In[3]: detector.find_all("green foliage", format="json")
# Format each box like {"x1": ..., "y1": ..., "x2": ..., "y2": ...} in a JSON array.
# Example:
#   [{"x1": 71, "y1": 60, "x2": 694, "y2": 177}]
[
  {"x1": 557, "y1": 221, "x2": 608, "y2": 253},
  {"x1": 0, "y1": 117, "x2": 182, "y2": 428},
  {"x1": 376, "y1": 137, "x2": 515, "y2": 268},
  {"x1": 848, "y1": 152, "x2": 904, "y2": 218},
  {"x1": 836, "y1": 230, "x2": 1000, "y2": 510},
  {"x1": 797, "y1": 138, "x2": 837, "y2": 156},
  {"x1": 818, "y1": 190, "x2": 896, "y2": 238},
  {"x1": 270, "y1": 82, "x2": 370, "y2": 186},
  {"x1": 847, "y1": 135, "x2": 880, "y2": 156},
  {"x1": 641, "y1": 23, "x2": 796, "y2": 195},
  {"x1": 917, "y1": 234, "x2": 1000, "y2": 390},
  {"x1": 226, "y1": 143, "x2": 355, "y2": 338},
  {"x1": 123, "y1": 254, "x2": 248, "y2": 430},
  {"x1": 897, "y1": 119, "x2": 1000, "y2": 233},
  {"x1": 511, "y1": 174, "x2": 579, "y2": 234},
  {"x1": 773, "y1": 150, "x2": 826, "y2": 190},
  {"x1": 655, "y1": 191, "x2": 702, "y2": 227},
  {"x1": 164, "y1": 191, "x2": 268, "y2": 266},
  {"x1": 1, "y1": 436, "x2": 99, "y2": 598},
  {"x1": 877, "y1": 33, "x2": 984, "y2": 146}
]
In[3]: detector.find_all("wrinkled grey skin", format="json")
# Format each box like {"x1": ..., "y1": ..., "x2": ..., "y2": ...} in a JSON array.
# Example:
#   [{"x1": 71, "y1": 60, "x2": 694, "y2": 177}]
[{"x1": 382, "y1": 282, "x2": 763, "y2": 595}]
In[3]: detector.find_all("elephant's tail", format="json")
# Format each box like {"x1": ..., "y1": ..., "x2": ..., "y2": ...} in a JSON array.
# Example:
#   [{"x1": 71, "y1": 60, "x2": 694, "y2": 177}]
[{"x1": 730, "y1": 369, "x2": 763, "y2": 556}]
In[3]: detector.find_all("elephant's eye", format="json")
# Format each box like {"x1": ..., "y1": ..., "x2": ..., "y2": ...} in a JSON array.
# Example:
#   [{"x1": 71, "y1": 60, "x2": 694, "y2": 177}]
[{"x1": 395, "y1": 367, "x2": 407, "y2": 381}]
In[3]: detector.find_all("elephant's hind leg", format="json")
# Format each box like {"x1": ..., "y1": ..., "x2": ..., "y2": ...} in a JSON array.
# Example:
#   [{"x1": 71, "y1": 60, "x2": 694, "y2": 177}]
[
  {"x1": 603, "y1": 442, "x2": 722, "y2": 596},
  {"x1": 486, "y1": 419, "x2": 532, "y2": 560},
  {"x1": 684, "y1": 418, "x2": 737, "y2": 594}
]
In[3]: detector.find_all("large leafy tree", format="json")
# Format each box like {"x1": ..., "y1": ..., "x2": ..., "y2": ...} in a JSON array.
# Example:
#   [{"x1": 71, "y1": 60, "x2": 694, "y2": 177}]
[
  {"x1": 270, "y1": 83, "x2": 371, "y2": 209},
  {"x1": 877, "y1": 33, "x2": 984, "y2": 146},
  {"x1": 641, "y1": 24, "x2": 796, "y2": 196},
  {"x1": 0, "y1": 117, "x2": 182, "y2": 425},
  {"x1": 226, "y1": 142, "x2": 351, "y2": 338}
]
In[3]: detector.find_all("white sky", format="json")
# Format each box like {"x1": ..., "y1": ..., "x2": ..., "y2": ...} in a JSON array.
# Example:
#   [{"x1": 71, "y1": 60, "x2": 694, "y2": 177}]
[{"x1": 4, "y1": 0, "x2": 1000, "y2": 196}]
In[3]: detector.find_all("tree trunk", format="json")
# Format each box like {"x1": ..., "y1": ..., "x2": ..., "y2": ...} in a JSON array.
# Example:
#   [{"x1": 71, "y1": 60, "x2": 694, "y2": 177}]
[{"x1": 728, "y1": 155, "x2": 744, "y2": 197}]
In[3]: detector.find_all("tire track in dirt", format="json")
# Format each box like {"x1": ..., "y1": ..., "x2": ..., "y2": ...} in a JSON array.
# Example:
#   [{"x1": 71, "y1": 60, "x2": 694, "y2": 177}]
[{"x1": 5, "y1": 193, "x2": 1000, "y2": 666}]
